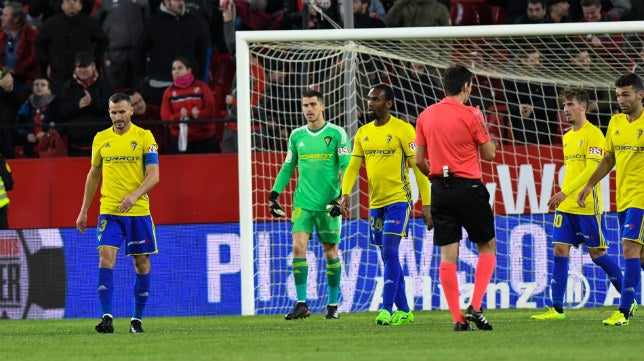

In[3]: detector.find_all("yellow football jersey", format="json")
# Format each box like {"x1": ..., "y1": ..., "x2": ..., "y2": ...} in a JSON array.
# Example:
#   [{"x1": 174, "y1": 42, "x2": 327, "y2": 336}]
[
  {"x1": 605, "y1": 112, "x2": 644, "y2": 211},
  {"x1": 558, "y1": 121, "x2": 604, "y2": 215},
  {"x1": 351, "y1": 115, "x2": 416, "y2": 208},
  {"x1": 91, "y1": 124, "x2": 158, "y2": 216}
]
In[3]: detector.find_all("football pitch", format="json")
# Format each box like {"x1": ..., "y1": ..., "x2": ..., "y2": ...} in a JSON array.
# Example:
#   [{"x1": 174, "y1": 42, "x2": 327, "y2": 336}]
[{"x1": 1, "y1": 308, "x2": 641, "y2": 361}]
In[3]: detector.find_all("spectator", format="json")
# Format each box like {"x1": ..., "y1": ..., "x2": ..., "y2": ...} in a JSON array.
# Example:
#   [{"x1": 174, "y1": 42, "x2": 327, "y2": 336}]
[
  {"x1": 361, "y1": 0, "x2": 386, "y2": 21},
  {"x1": 623, "y1": 0, "x2": 643, "y2": 20},
  {"x1": 57, "y1": 51, "x2": 114, "y2": 156},
  {"x1": 28, "y1": 0, "x2": 97, "y2": 24},
  {"x1": 578, "y1": 0, "x2": 622, "y2": 52},
  {"x1": 392, "y1": 62, "x2": 441, "y2": 124},
  {"x1": 580, "y1": 0, "x2": 619, "y2": 21},
  {"x1": 484, "y1": 0, "x2": 526, "y2": 24},
  {"x1": 254, "y1": 58, "x2": 301, "y2": 151},
  {"x1": 385, "y1": 0, "x2": 450, "y2": 27},
  {"x1": 567, "y1": 45, "x2": 615, "y2": 132},
  {"x1": 93, "y1": 0, "x2": 150, "y2": 91},
  {"x1": 129, "y1": 90, "x2": 166, "y2": 153},
  {"x1": 547, "y1": 0, "x2": 570, "y2": 23},
  {"x1": 354, "y1": 0, "x2": 386, "y2": 28},
  {"x1": 514, "y1": 0, "x2": 551, "y2": 24},
  {"x1": 134, "y1": 0, "x2": 210, "y2": 106},
  {"x1": 0, "y1": 2, "x2": 40, "y2": 98},
  {"x1": 232, "y1": 0, "x2": 284, "y2": 30},
  {"x1": 503, "y1": 48, "x2": 559, "y2": 144},
  {"x1": 160, "y1": 57, "x2": 218, "y2": 154},
  {"x1": 284, "y1": 0, "x2": 343, "y2": 29},
  {"x1": 16, "y1": 76, "x2": 58, "y2": 157},
  {"x1": 0, "y1": 72, "x2": 22, "y2": 158},
  {"x1": 33, "y1": 0, "x2": 108, "y2": 88}
]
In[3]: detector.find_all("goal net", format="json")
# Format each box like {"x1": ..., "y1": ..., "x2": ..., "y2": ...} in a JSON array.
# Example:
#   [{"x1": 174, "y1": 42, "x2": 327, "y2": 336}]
[{"x1": 236, "y1": 22, "x2": 644, "y2": 315}]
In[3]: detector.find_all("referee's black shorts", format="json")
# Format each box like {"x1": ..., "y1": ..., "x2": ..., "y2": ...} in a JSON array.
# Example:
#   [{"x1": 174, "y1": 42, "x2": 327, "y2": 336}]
[{"x1": 430, "y1": 177, "x2": 496, "y2": 246}]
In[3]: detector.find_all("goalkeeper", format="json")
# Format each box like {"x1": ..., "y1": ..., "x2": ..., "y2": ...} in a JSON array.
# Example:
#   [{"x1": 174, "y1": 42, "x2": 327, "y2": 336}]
[
  {"x1": 532, "y1": 86, "x2": 626, "y2": 321},
  {"x1": 339, "y1": 84, "x2": 431, "y2": 326},
  {"x1": 268, "y1": 90, "x2": 351, "y2": 320}
]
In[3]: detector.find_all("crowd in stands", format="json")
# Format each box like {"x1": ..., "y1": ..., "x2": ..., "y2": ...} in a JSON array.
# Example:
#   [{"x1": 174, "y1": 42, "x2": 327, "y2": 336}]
[{"x1": 0, "y1": 0, "x2": 642, "y2": 157}]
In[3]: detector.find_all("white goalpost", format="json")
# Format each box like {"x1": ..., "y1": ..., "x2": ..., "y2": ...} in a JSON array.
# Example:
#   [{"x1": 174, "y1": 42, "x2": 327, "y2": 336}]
[{"x1": 236, "y1": 21, "x2": 644, "y2": 316}]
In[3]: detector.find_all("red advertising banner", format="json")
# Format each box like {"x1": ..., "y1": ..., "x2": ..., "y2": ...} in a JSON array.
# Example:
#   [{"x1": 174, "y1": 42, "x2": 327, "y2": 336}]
[{"x1": 7, "y1": 145, "x2": 615, "y2": 229}]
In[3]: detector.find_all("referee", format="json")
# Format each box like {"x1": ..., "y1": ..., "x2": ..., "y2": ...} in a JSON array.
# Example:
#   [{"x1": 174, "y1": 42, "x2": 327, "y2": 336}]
[{"x1": 414, "y1": 65, "x2": 497, "y2": 332}]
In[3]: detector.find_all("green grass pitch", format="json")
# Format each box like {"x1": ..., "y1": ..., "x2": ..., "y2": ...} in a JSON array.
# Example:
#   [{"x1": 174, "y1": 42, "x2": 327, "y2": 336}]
[{"x1": 0, "y1": 308, "x2": 641, "y2": 361}]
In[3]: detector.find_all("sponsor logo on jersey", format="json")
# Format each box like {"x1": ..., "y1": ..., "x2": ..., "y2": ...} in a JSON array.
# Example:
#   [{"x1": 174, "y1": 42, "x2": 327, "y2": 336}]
[
  {"x1": 588, "y1": 147, "x2": 602, "y2": 156},
  {"x1": 409, "y1": 142, "x2": 416, "y2": 151},
  {"x1": 300, "y1": 153, "x2": 333, "y2": 160},
  {"x1": 614, "y1": 145, "x2": 644, "y2": 152},
  {"x1": 364, "y1": 149, "x2": 397, "y2": 155},
  {"x1": 104, "y1": 155, "x2": 142, "y2": 163},
  {"x1": 285, "y1": 151, "x2": 292, "y2": 163},
  {"x1": 148, "y1": 144, "x2": 158, "y2": 153},
  {"x1": 337, "y1": 147, "x2": 349, "y2": 155}
]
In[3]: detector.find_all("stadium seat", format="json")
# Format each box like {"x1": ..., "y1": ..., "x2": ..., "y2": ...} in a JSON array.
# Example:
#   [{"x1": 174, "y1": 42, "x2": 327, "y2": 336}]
[{"x1": 450, "y1": 1, "x2": 493, "y2": 26}]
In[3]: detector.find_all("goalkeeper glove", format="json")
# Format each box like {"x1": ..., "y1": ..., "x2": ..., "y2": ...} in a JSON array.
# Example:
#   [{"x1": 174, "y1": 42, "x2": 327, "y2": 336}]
[
  {"x1": 328, "y1": 197, "x2": 343, "y2": 217},
  {"x1": 268, "y1": 191, "x2": 286, "y2": 217}
]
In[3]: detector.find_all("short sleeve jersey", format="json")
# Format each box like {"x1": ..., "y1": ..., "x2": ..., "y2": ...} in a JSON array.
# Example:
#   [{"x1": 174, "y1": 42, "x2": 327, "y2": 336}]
[
  {"x1": 351, "y1": 115, "x2": 416, "y2": 208},
  {"x1": 558, "y1": 121, "x2": 605, "y2": 215},
  {"x1": 415, "y1": 98, "x2": 490, "y2": 179},
  {"x1": 605, "y1": 112, "x2": 644, "y2": 211},
  {"x1": 91, "y1": 124, "x2": 159, "y2": 216},
  {"x1": 272, "y1": 122, "x2": 351, "y2": 211}
]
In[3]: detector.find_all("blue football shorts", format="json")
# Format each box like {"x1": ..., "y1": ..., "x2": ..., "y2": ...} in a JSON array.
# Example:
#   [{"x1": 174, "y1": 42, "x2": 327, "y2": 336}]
[
  {"x1": 617, "y1": 208, "x2": 644, "y2": 245},
  {"x1": 552, "y1": 210, "x2": 608, "y2": 249},
  {"x1": 97, "y1": 214, "x2": 158, "y2": 256},
  {"x1": 368, "y1": 202, "x2": 410, "y2": 246}
]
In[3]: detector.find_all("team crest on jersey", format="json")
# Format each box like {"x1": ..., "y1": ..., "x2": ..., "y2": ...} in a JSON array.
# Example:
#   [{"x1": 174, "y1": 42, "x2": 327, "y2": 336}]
[
  {"x1": 638, "y1": 129, "x2": 643, "y2": 139},
  {"x1": 324, "y1": 136, "x2": 332, "y2": 147},
  {"x1": 131, "y1": 141, "x2": 138, "y2": 150},
  {"x1": 386, "y1": 135, "x2": 392, "y2": 144},
  {"x1": 578, "y1": 140, "x2": 583, "y2": 148},
  {"x1": 409, "y1": 142, "x2": 416, "y2": 151},
  {"x1": 589, "y1": 147, "x2": 602, "y2": 156}
]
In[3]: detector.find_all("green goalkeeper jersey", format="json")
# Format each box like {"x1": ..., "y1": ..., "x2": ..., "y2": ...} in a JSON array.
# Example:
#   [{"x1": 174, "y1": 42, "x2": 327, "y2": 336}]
[{"x1": 272, "y1": 121, "x2": 351, "y2": 211}]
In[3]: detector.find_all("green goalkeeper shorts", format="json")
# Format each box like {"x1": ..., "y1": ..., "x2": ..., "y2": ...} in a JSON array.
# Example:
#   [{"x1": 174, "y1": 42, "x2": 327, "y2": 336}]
[{"x1": 291, "y1": 207, "x2": 341, "y2": 244}]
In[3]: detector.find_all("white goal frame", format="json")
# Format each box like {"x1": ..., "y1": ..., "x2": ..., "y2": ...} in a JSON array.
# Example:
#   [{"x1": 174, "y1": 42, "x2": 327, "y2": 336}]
[{"x1": 236, "y1": 21, "x2": 644, "y2": 315}]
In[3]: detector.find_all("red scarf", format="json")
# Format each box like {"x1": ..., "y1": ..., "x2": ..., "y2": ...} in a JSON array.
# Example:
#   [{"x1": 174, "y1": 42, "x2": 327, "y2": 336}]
[{"x1": 73, "y1": 69, "x2": 99, "y2": 88}]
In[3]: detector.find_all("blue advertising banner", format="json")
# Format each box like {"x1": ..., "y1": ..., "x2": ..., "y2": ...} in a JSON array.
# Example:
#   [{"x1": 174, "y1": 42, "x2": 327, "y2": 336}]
[{"x1": 0, "y1": 214, "x2": 638, "y2": 319}]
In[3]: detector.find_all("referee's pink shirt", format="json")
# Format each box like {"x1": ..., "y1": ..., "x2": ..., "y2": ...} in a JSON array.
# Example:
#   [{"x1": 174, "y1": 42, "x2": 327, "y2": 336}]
[{"x1": 415, "y1": 98, "x2": 491, "y2": 180}]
